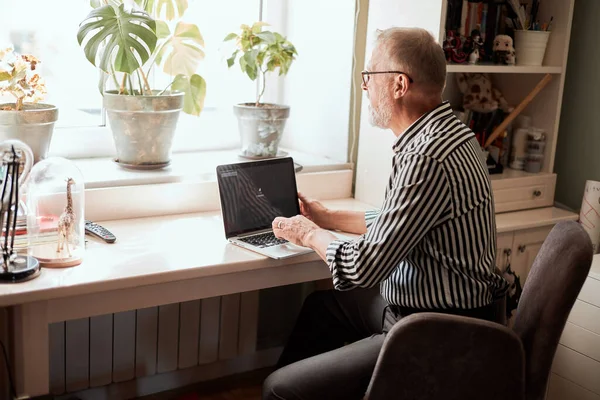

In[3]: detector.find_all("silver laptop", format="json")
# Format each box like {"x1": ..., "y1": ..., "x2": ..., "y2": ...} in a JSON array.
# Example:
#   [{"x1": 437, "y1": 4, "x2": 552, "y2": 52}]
[{"x1": 216, "y1": 157, "x2": 314, "y2": 259}]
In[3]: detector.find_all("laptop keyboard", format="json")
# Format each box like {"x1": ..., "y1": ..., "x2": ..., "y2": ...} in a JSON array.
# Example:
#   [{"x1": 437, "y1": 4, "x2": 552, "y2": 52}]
[{"x1": 239, "y1": 232, "x2": 288, "y2": 248}]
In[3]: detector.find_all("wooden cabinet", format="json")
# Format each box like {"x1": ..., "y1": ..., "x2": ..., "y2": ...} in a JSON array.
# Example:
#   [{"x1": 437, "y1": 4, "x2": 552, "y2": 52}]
[
  {"x1": 510, "y1": 226, "x2": 553, "y2": 284},
  {"x1": 495, "y1": 226, "x2": 552, "y2": 284}
]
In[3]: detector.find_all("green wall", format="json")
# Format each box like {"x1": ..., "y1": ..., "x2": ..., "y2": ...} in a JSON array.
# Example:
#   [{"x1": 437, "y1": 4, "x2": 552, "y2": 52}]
[{"x1": 554, "y1": 0, "x2": 600, "y2": 211}]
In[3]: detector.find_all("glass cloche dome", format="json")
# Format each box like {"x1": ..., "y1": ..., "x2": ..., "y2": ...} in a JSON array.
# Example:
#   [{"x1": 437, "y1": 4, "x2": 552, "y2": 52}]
[{"x1": 25, "y1": 157, "x2": 85, "y2": 268}]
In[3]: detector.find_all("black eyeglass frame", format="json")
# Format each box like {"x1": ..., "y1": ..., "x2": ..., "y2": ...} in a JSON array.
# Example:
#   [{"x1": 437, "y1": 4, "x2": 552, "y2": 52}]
[{"x1": 361, "y1": 70, "x2": 414, "y2": 86}]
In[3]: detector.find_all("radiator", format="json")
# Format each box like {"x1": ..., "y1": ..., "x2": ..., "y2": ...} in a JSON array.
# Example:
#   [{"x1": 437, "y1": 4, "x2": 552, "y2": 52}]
[{"x1": 48, "y1": 283, "x2": 310, "y2": 397}]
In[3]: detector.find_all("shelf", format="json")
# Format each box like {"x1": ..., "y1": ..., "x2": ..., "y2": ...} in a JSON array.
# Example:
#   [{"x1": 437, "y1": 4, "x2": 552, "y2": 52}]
[
  {"x1": 489, "y1": 169, "x2": 554, "y2": 181},
  {"x1": 446, "y1": 63, "x2": 562, "y2": 74}
]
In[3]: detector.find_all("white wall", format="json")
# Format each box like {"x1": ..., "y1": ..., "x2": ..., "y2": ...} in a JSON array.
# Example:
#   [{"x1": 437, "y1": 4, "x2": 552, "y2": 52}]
[
  {"x1": 264, "y1": 0, "x2": 356, "y2": 163},
  {"x1": 354, "y1": 0, "x2": 444, "y2": 207}
]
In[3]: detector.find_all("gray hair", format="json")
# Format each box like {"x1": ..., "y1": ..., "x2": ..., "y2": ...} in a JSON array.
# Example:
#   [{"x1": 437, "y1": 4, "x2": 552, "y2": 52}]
[{"x1": 375, "y1": 27, "x2": 446, "y2": 95}]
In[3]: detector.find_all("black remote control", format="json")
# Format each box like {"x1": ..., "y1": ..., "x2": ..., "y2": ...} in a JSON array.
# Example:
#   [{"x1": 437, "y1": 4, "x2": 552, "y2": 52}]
[{"x1": 85, "y1": 220, "x2": 116, "y2": 243}]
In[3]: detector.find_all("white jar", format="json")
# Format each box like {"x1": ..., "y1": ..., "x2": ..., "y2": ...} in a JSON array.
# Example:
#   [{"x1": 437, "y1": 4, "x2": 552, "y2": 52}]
[{"x1": 510, "y1": 127, "x2": 530, "y2": 170}]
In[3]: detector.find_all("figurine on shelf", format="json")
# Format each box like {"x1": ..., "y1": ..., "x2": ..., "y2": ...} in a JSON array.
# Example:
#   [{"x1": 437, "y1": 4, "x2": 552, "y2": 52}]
[
  {"x1": 57, "y1": 178, "x2": 76, "y2": 258},
  {"x1": 468, "y1": 47, "x2": 480, "y2": 64},
  {"x1": 456, "y1": 73, "x2": 513, "y2": 114},
  {"x1": 443, "y1": 30, "x2": 468, "y2": 64},
  {"x1": 493, "y1": 34, "x2": 516, "y2": 65}
]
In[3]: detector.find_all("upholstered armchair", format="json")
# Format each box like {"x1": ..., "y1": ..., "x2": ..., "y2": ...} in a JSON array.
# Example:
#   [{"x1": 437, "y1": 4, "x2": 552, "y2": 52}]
[{"x1": 365, "y1": 220, "x2": 593, "y2": 400}]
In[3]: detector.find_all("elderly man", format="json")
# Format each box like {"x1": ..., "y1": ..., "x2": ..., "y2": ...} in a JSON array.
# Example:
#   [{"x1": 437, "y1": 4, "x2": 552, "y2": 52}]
[{"x1": 263, "y1": 27, "x2": 508, "y2": 400}]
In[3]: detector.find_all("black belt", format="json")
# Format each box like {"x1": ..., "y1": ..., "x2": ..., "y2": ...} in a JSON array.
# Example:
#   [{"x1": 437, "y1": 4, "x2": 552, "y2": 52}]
[{"x1": 388, "y1": 302, "x2": 498, "y2": 323}]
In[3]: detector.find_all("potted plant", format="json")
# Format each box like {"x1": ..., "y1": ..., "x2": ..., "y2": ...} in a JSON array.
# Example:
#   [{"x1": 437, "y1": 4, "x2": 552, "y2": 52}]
[
  {"x1": 224, "y1": 22, "x2": 297, "y2": 158},
  {"x1": 0, "y1": 46, "x2": 57, "y2": 163},
  {"x1": 77, "y1": 0, "x2": 206, "y2": 169}
]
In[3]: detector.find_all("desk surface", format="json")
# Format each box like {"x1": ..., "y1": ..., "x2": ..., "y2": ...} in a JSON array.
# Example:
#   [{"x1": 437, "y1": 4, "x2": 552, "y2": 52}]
[
  {"x1": 0, "y1": 199, "x2": 370, "y2": 307},
  {"x1": 0, "y1": 199, "x2": 577, "y2": 307}
]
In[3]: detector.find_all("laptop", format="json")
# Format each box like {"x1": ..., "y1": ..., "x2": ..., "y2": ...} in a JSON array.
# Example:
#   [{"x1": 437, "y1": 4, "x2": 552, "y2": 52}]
[{"x1": 216, "y1": 157, "x2": 314, "y2": 259}]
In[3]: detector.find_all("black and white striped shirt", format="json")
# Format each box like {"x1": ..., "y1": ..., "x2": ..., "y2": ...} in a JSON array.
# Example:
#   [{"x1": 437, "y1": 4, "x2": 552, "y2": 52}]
[{"x1": 326, "y1": 101, "x2": 509, "y2": 310}]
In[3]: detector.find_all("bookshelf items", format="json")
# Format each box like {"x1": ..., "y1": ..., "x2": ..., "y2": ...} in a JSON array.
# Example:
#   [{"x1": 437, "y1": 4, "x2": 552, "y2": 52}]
[{"x1": 440, "y1": 0, "x2": 575, "y2": 213}]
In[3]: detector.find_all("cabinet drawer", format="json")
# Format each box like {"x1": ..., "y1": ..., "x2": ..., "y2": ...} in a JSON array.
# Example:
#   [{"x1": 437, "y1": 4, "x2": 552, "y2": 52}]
[
  {"x1": 552, "y1": 344, "x2": 600, "y2": 395},
  {"x1": 568, "y1": 300, "x2": 600, "y2": 336},
  {"x1": 579, "y1": 277, "x2": 600, "y2": 308},
  {"x1": 492, "y1": 174, "x2": 556, "y2": 213},
  {"x1": 547, "y1": 373, "x2": 600, "y2": 400},
  {"x1": 560, "y1": 322, "x2": 600, "y2": 363}
]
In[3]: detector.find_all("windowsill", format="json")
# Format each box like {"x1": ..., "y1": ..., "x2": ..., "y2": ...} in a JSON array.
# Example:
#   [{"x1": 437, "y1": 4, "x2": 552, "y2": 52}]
[
  {"x1": 73, "y1": 147, "x2": 353, "y2": 190},
  {"x1": 74, "y1": 148, "x2": 355, "y2": 221}
]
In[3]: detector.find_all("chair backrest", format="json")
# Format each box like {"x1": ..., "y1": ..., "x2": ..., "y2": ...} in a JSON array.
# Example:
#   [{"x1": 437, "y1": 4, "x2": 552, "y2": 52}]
[{"x1": 512, "y1": 220, "x2": 593, "y2": 400}]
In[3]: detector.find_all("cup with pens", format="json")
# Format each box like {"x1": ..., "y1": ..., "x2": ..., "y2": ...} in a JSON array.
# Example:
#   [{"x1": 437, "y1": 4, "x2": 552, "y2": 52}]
[{"x1": 507, "y1": 0, "x2": 553, "y2": 66}]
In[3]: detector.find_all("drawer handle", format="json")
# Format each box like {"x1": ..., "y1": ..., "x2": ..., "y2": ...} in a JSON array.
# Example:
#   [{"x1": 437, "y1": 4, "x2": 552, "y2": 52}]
[
  {"x1": 533, "y1": 190, "x2": 542, "y2": 197},
  {"x1": 518, "y1": 245, "x2": 527, "y2": 253}
]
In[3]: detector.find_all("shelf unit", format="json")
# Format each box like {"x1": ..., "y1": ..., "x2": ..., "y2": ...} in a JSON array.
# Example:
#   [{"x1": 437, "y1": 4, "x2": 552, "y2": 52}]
[
  {"x1": 446, "y1": 63, "x2": 562, "y2": 74},
  {"x1": 439, "y1": 0, "x2": 576, "y2": 213}
]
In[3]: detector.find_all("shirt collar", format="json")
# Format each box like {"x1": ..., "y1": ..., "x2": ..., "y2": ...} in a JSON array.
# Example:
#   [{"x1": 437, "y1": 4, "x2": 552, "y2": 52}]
[{"x1": 392, "y1": 101, "x2": 453, "y2": 153}]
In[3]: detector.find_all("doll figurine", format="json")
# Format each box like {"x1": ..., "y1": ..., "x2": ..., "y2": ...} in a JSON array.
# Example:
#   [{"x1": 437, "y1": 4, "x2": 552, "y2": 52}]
[{"x1": 493, "y1": 34, "x2": 516, "y2": 65}]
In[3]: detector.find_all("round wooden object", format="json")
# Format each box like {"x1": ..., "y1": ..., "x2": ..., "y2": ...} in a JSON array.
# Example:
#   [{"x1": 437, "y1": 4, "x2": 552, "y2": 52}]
[{"x1": 37, "y1": 256, "x2": 83, "y2": 268}]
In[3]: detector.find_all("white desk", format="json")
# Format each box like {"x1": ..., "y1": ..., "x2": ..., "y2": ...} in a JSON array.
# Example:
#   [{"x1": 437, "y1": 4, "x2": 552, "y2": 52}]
[{"x1": 1, "y1": 198, "x2": 371, "y2": 398}]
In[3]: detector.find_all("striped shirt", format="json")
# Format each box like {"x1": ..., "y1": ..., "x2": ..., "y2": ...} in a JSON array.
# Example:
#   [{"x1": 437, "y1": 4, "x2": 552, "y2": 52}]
[{"x1": 326, "y1": 101, "x2": 509, "y2": 310}]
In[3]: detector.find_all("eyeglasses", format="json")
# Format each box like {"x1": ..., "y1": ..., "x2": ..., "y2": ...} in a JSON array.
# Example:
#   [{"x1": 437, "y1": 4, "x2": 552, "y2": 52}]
[{"x1": 361, "y1": 70, "x2": 414, "y2": 87}]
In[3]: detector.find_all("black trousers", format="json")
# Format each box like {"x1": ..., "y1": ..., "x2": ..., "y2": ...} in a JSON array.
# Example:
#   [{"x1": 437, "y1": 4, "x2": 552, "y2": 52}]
[{"x1": 262, "y1": 287, "x2": 497, "y2": 400}]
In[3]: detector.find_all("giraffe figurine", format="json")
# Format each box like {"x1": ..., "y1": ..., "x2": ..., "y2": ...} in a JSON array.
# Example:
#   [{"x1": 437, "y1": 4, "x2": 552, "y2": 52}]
[{"x1": 57, "y1": 178, "x2": 76, "y2": 258}]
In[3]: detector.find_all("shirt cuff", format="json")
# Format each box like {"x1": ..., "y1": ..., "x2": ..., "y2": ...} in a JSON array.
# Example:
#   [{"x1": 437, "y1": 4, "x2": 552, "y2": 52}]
[{"x1": 326, "y1": 238, "x2": 352, "y2": 290}]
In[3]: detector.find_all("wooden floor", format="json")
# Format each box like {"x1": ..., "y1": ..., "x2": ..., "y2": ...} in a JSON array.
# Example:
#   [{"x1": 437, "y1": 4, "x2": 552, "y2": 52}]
[{"x1": 138, "y1": 368, "x2": 270, "y2": 400}]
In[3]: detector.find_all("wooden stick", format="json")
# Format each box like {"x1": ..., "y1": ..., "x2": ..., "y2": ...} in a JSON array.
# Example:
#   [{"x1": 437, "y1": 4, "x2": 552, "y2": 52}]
[{"x1": 484, "y1": 73, "x2": 553, "y2": 148}]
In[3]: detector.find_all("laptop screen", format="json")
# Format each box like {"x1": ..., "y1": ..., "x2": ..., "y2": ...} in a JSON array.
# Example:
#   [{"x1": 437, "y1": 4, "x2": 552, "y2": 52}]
[{"x1": 216, "y1": 157, "x2": 300, "y2": 238}]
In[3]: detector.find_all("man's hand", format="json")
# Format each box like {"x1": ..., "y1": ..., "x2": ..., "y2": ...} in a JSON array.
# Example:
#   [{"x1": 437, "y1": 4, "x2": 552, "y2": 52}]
[
  {"x1": 272, "y1": 215, "x2": 321, "y2": 247},
  {"x1": 298, "y1": 192, "x2": 331, "y2": 229}
]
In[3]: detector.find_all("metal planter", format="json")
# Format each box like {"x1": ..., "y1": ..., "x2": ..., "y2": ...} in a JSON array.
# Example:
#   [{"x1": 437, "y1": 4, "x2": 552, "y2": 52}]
[
  {"x1": 234, "y1": 103, "x2": 290, "y2": 158},
  {"x1": 104, "y1": 91, "x2": 184, "y2": 168},
  {"x1": 0, "y1": 103, "x2": 58, "y2": 163}
]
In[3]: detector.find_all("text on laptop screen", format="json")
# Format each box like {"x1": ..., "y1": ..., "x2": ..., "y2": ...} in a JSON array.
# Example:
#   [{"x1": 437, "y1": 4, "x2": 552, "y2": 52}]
[{"x1": 217, "y1": 158, "x2": 300, "y2": 238}]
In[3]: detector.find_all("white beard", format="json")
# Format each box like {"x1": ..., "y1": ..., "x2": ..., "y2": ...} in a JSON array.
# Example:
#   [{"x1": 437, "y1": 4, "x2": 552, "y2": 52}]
[{"x1": 368, "y1": 87, "x2": 393, "y2": 128}]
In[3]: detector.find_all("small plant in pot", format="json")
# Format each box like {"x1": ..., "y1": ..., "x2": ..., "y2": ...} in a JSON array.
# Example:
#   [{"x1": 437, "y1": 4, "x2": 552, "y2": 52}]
[
  {"x1": 77, "y1": 0, "x2": 206, "y2": 169},
  {"x1": 224, "y1": 22, "x2": 297, "y2": 158},
  {"x1": 0, "y1": 46, "x2": 57, "y2": 163}
]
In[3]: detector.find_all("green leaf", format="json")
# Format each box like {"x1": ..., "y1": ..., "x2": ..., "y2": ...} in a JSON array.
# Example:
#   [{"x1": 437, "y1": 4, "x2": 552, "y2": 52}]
[
  {"x1": 266, "y1": 58, "x2": 278, "y2": 72},
  {"x1": 91, "y1": 0, "x2": 122, "y2": 8},
  {"x1": 223, "y1": 33, "x2": 238, "y2": 42},
  {"x1": 171, "y1": 74, "x2": 206, "y2": 116},
  {"x1": 77, "y1": 4, "x2": 157, "y2": 74},
  {"x1": 226, "y1": 50, "x2": 238, "y2": 68},
  {"x1": 155, "y1": 20, "x2": 171, "y2": 39},
  {"x1": 0, "y1": 71, "x2": 11, "y2": 81},
  {"x1": 242, "y1": 50, "x2": 258, "y2": 80},
  {"x1": 256, "y1": 31, "x2": 276, "y2": 44},
  {"x1": 142, "y1": 0, "x2": 188, "y2": 20},
  {"x1": 155, "y1": 21, "x2": 204, "y2": 77},
  {"x1": 251, "y1": 21, "x2": 269, "y2": 33}
]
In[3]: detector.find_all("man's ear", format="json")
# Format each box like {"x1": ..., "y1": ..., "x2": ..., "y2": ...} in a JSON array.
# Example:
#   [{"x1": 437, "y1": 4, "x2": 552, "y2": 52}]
[{"x1": 393, "y1": 74, "x2": 410, "y2": 99}]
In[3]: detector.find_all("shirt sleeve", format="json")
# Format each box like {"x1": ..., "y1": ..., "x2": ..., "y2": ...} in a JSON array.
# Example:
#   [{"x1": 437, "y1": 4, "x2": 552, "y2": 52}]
[
  {"x1": 326, "y1": 154, "x2": 452, "y2": 291},
  {"x1": 364, "y1": 209, "x2": 380, "y2": 229}
]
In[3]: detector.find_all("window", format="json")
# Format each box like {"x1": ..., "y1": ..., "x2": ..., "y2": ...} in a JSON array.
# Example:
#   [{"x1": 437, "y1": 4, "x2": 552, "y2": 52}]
[
  {"x1": 1, "y1": 0, "x2": 356, "y2": 162},
  {"x1": 0, "y1": 0, "x2": 103, "y2": 127}
]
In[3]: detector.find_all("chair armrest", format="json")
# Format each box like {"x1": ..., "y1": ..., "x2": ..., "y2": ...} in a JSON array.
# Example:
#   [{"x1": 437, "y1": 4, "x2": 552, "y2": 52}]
[{"x1": 365, "y1": 312, "x2": 525, "y2": 400}]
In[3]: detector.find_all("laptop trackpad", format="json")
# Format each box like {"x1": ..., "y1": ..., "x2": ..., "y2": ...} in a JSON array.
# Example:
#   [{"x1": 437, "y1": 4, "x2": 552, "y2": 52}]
[{"x1": 262, "y1": 242, "x2": 312, "y2": 259}]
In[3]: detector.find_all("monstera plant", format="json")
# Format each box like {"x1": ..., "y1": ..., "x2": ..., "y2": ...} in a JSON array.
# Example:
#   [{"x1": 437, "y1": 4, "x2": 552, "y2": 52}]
[{"x1": 77, "y1": 0, "x2": 206, "y2": 169}]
